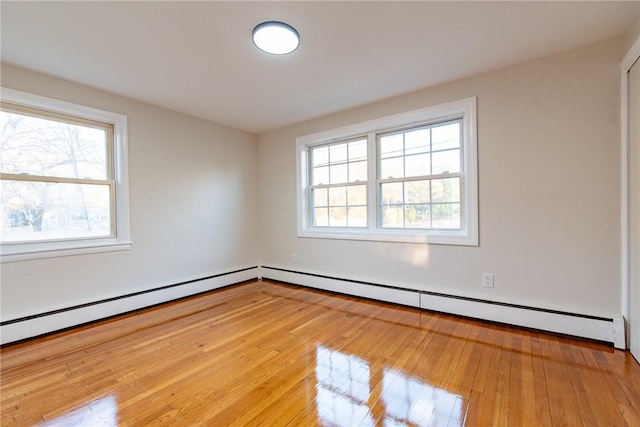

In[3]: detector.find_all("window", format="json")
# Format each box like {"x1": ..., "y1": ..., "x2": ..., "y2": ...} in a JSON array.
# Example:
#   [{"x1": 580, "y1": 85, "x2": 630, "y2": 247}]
[
  {"x1": 1, "y1": 88, "x2": 131, "y2": 262},
  {"x1": 378, "y1": 120, "x2": 462, "y2": 230},
  {"x1": 310, "y1": 138, "x2": 368, "y2": 227},
  {"x1": 297, "y1": 97, "x2": 477, "y2": 245}
]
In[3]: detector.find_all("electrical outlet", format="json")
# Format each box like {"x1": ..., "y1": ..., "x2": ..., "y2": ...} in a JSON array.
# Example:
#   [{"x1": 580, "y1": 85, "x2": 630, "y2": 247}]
[
  {"x1": 482, "y1": 273, "x2": 494, "y2": 288},
  {"x1": 292, "y1": 253, "x2": 298, "y2": 264}
]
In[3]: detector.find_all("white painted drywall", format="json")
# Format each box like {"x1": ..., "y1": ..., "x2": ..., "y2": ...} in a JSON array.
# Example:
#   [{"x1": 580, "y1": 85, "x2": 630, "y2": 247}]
[
  {"x1": 0, "y1": 37, "x2": 627, "y2": 331},
  {"x1": 0, "y1": 63, "x2": 258, "y2": 321},
  {"x1": 624, "y1": 13, "x2": 640, "y2": 54},
  {"x1": 257, "y1": 38, "x2": 623, "y2": 319}
]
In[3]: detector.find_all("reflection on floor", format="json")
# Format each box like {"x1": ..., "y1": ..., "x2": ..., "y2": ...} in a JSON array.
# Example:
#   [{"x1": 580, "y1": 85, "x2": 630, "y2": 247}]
[
  {"x1": 315, "y1": 345, "x2": 463, "y2": 426},
  {"x1": 38, "y1": 394, "x2": 117, "y2": 427},
  {"x1": 3, "y1": 281, "x2": 639, "y2": 425}
]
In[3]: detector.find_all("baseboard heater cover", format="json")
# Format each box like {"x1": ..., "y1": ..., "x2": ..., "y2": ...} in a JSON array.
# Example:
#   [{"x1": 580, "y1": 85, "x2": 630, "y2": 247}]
[
  {"x1": 0, "y1": 266, "x2": 259, "y2": 345},
  {"x1": 260, "y1": 266, "x2": 625, "y2": 349}
]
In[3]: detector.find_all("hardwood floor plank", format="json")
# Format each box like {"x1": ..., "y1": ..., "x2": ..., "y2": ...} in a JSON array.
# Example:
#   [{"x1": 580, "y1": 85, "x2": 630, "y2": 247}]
[
  {"x1": 1, "y1": 280, "x2": 639, "y2": 426},
  {"x1": 529, "y1": 333, "x2": 553, "y2": 427}
]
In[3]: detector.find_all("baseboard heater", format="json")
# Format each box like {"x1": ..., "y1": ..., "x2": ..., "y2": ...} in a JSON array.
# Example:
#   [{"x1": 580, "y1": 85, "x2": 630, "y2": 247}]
[
  {"x1": 1, "y1": 265, "x2": 624, "y2": 349},
  {"x1": 0, "y1": 266, "x2": 259, "y2": 345},
  {"x1": 260, "y1": 266, "x2": 625, "y2": 349}
]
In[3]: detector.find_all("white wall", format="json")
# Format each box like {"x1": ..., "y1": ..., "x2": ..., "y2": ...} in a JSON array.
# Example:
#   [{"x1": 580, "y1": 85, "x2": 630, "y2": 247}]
[
  {"x1": 624, "y1": 13, "x2": 640, "y2": 54},
  {"x1": 0, "y1": 36, "x2": 627, "y2": 341},
  {"x1": 257, "y1": 38, "x2": 623, "y2": 319},
  {"x1": 1, "y1": 63, "x2": 258, "y2": 322}
]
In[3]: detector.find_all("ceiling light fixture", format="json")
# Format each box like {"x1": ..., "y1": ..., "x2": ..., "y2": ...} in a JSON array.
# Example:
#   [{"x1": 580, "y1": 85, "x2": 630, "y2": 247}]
[{"x1": 252, "y1": 21, "x2": 300, "y2": 55}]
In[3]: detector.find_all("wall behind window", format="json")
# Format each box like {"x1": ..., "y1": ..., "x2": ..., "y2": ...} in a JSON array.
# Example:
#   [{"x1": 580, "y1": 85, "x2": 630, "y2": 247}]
[
  {"x1": 257, "y1": 37, "x2": 623, "y2": 318},
  {"x1": 0, "y1": 63, "x2": 258, "y2": 320}
]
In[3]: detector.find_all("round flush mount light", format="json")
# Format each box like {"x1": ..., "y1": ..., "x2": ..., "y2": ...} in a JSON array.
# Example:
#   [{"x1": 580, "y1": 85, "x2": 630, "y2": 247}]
[{"x1": 252, "y1": 21, "x2": 300, "y2": 55}]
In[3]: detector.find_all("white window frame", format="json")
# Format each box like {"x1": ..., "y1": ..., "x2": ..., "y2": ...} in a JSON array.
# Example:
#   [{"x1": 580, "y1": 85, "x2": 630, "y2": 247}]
[
  {"x1": 296, "y1": 97, "x2": 478, "y2": 245},
  {"x1": 0, "y1": 87, "x2": 132, "y2": 262}
]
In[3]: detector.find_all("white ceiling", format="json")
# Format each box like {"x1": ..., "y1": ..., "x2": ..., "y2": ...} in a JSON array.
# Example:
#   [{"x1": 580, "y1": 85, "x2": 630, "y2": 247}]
[{"x1": 1, "y1": 1, "x2": 638, "y2": 134}]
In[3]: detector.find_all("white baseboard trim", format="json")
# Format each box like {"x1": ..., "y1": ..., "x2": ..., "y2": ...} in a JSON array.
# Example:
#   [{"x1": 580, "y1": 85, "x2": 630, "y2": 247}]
[
  {"x1": 4, "y1": 266, "x2": 624, "y2": 349},
  {"x1": 0, "y1": 266, "x2": 258, "y2": 345},
  {"x1": 261, "y1": 266, "x2": 625, "y2": 349},
  {"x1": 261, "y1": 266, "x2": 420, "y2": 308},
  {"x1": 419, "y1": 293, "x2": 622, "y2": 347}
]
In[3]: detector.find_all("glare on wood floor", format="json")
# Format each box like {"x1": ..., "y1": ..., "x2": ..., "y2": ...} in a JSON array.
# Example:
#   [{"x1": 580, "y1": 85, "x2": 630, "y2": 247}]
[{"x1": 2, "y1": 280, "x2": 639, "y2": 426}]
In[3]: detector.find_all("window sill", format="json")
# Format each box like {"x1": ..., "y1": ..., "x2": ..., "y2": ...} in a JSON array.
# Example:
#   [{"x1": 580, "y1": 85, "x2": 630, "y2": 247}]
[
  {"x1": 298, "y1": 228, "x2": 478, "y2": 246},
  {"x1": 1, "y1": 239, "x2": 133, "y2": 263}
]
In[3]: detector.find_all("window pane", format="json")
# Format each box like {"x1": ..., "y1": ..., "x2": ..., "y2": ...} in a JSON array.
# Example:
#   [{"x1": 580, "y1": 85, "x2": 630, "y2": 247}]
[
  {"x1": 330, "y1": 163, "x2": 348, "y2": 184},
  {"x1": 431, "y1": 177, "x2": 460, "y2": 203},
  {"x1": 405, "y1": 153, "x2": 429, "y2": 177},
  {"x1": 312, "y1": 187, "x2": 328, "y2": 207},
  {"x1": 431, "y1": 149, "x2": 460, "y2": 174},
  {"x1": 432, "y1": 122, "x2": 460, "y2": 151},
  {"x1": 348, "y1": 160, "x2": 367, "y2": 183},
  {"x1": 1, "y1": 180, "x2": 111, "y2": 242},
  {"x1": 0, "y1": 111, "x2": 108, "y2": 179},
  {"x1": 313, "y1": 166, "x2": 329, "y2": 185},
  {"x1": 381, "y1": 206, "x2": 403, "y2": 228},
  {"x1": 381, "y1": 182, "x2": 403, "y2": 205},
  {"x1": 347, "y1": 185, "x2": 366, "y2": 206},
  {"x1": 405, "y1": 129, "x2": 430, "y2": 155},
  {"x1": 349, "y1": 140, "x2": 367, "y2": 162},
  {"x1": 405, "y1": 180, "x2": 430, "y2": 204},
  {"x1": 312, "y1": 146, "x2": 329, "y2": 167},
  {"x1": 380, "y1": 134, "x2": 403, "y2": 159},
  {"x1": 329, "y1": 207, "x2": 347, "y2": 227},
  {"x1": 330, "y1": 143, "x2": 348, "y2": 163},
  {"x1": 380, "y1": 157, "x2": 403, "y2": 179},
  {"x1": 328, "y1": 186, "x2": 347, "y2": 206},
  {"x1": 432, "y1": 203, "x2": 460, "y2": 229},
  {"x1": 405, "y1": 204, "x2": 430, "y2": 228},
  {"x1": 347, "y1": 207, "x2": 367, "y2": 227},
  {"x1": 314, "y1": 207, "x2": 328, "y2": 226}
]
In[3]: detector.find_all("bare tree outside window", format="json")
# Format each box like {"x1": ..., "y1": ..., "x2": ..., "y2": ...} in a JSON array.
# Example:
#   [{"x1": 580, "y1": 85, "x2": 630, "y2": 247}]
[{"x1": 0, "y1": 106, "x2": 113, "y2": 243}]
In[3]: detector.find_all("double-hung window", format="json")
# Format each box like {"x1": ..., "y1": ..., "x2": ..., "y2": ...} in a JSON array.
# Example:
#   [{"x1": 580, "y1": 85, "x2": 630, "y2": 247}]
[
  {"x1": 309, "y1": 138, "x2": 368, "y2": 228},
  {"x1": 297, "y1": 97, "x2": 477, "y2": 245},
  {"x1": 0, "y1": 88, "x2": 131, "y2": 262},
  {"x1": 378, "y1": 120, "x2": 462, "y2": 230}
]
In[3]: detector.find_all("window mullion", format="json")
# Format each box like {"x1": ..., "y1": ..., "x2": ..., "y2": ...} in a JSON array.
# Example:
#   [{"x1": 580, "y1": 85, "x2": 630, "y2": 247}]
[{"x1": 367, "y1": 132, "x2": 377, "y2": 230}]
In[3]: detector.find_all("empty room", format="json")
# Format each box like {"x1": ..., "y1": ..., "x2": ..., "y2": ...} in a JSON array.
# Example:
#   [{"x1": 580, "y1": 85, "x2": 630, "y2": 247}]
[{"x1": 1, "y1": 1, "x2": 640, "y2": 426}]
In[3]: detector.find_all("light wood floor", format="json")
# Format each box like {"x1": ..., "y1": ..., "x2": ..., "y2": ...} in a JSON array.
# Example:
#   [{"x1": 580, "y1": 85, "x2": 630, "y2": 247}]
[{"x1": 1, "y1": 280, "x2": 639, "y2": 426}]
